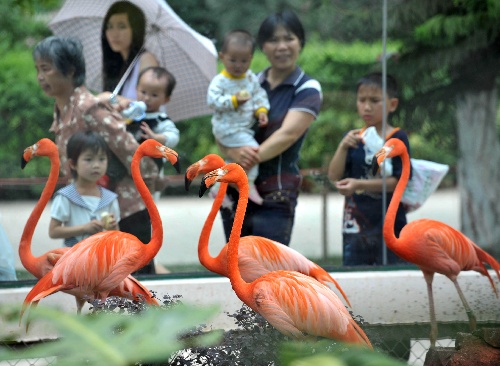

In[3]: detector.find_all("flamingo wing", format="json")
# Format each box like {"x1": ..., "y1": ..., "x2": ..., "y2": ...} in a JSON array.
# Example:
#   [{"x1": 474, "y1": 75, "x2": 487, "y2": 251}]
[
  {"x1": 237, "y1": 236, "x2": 351, "y2": 306},
  {"x1": 39, "y1": 231, "x2": 143, "y2": 302},
  {"x1": 252, "y1": 271, "x2": 371, "y2": 347},
  {"x1": 110, "y1": 275, "x2": 159, "y2": 305},
  {"x1": 400, "y1": 220, "x2": 485, "y2": 275}
]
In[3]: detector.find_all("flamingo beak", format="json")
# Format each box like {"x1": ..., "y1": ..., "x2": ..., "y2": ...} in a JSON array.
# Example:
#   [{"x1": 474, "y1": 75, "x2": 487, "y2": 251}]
[
  {"x1": 184, "y1": 174, "x2": 192, "y2": 191},
  {"x1": 184, "y1": 162, "x2": 200, "y2": 191},
  {"x1": 21, "y1": 147, "x2": 34, "y2": 169},
  {"x1": 371, "y1": 155, "x2": 380, "y2": 176},
  {"x1": 21, "y1": 155, "x2": 28, "y2": 169},
  {"x1": 199, "y1": 176, "x2": 209, "y2": 197},
  {"x1": 172, "y1": 160, "x2": 181, "y2": 174}
]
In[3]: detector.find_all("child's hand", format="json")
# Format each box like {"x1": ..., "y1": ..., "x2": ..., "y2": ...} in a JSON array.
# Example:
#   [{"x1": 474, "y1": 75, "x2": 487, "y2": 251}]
[
  {"x1": 235, "y1": 90, "x2": 251, "y2": 105},
  {"x1": 335, "y1": 178, "x2": 361, "y2": 197},
  {"x1": 258, "y1": 112, "x2": 268, "y2": 127},
  {"x1": 140, "y1": 122, "x2": 156, "y2": 140},
  {"x1": 340, "y1": 129, "x2": 362, "y2": 150},
  {"x1": 100, "y1": 212, "x2": 118, "y2": 231},
  {"x1": 84, "y1": 220, "x2": 104, "y2": 235}
]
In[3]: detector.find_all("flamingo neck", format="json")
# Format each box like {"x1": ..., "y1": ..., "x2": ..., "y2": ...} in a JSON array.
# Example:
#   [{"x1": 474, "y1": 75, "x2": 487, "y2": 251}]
[
  {"x1": 131, "y1": 153, "x2": 163, "y2": 261},
  {"x1": 227, "y1": 176, "x2": 250, "y2": 290},
  {"x1": 198, "y1": 183, "x2": 228, "y2": 274},
  {"x1": 19, "y1": 152, "x2": 60, "y2": 273},
  {"x1": 383, "y1": 149, "x2": 411, "y2": 250}
]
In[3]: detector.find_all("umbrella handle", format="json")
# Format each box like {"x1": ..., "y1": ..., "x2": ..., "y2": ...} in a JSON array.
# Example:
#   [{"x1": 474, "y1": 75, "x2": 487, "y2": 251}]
[{"x1": 109, "y1": 46, "x2": 145, "y2": 104}]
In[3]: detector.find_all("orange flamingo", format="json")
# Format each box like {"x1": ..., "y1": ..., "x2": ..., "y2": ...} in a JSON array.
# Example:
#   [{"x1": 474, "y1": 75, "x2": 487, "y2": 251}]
[
  {"x1": 199, "y1": 163, "x2": 371, "y2": 347},
  {"x1": 373, "y1": 137, "x2": 500, "y2": 348},
  {"x1": 20, "y1": 140, "x2": 179, "y2": 325},
  {"x1": 20, "y1": 139, "x2": 159, "y2": 312},
  {"x1": 186, "y1": 155, "x2": 351, "y2": 307}
]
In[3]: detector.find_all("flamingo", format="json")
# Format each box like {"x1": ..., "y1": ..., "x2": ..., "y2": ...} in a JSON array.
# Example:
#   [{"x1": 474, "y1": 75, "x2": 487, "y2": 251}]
[
  {"x1": 20, "y1": 139, "x2": 160, "y2": 312},
  {"x1": 20, "y1": 139, "x2": 179, "y2": 326},
  {"x1": 372, "y1": 137, "x2": 500, "y2": 348},
  {"x1": 186, "y1": 155, "x2": 351, "y2": 307},
  {"x1": 199, "y1": 163, "x2": 371, "y2": 347}
]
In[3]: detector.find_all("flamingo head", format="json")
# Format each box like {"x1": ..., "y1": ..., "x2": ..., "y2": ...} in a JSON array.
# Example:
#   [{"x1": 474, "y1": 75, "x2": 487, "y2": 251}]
[
  {"x1": 22, "y1": 138, "x2": 58, "y2": 169},
  {"x1": 371, "y1": 138, "x2": 406, "y2": 175},
  {"x1": 184, "y1": 154, "x2": 225, "y2": 190},
  {"x1": 199, "y1": 163, "x2": 245, "y2": 197},
  {"x1": 139, "y1": 139, "x2": 180, "y2": 173}
]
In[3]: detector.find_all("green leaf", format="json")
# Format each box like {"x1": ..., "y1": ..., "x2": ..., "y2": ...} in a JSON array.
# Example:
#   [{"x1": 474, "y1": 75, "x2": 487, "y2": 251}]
[{"x1": 0, "y1": 303, "x2": 221, "y2": 365}]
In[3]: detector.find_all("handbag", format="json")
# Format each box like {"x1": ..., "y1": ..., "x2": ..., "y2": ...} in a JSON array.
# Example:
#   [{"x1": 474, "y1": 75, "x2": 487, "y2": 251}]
[{"x1": 361, "y1": 127, "x2": 449, "y2": 212}]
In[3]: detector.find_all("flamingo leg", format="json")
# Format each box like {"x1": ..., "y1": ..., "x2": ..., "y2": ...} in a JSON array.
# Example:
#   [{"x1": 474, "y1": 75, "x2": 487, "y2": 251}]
[
  {"x1": 75, "y1": 297, "x2": 86, "y2": 314},
  {"x1": 452, "y1": 278, "x2": 477, "y2": 332},
  {"x1": 426, "y1": 280, "x2": 438, "y2": 348}
]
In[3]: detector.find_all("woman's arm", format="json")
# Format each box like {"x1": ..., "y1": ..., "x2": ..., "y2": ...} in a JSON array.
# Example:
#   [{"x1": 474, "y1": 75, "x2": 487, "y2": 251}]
[
  {"x1": 223, "y1": 110, "x2": 314, "y2": 170},
  {"x1": 258, "y1": 110, "x2": 314, "y2": 162},
  {"x1": 139, "y1": 51, "x2": 159, "y2": 71},
  {"x1": 87, "y1": 104, "x2": 159, "y2": 181}
]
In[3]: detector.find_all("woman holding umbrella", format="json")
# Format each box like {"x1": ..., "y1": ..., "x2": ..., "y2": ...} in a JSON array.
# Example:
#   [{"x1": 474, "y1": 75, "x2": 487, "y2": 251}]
[
  {"x1": 34, "y1": 36, "x2": 159, "y2": 275},
  {"x1": 97, "y1": 1, "x2": 159, "y2": 110},
  {"x1": 217, "y1": 10, "x2": 323, "y2": 246}
]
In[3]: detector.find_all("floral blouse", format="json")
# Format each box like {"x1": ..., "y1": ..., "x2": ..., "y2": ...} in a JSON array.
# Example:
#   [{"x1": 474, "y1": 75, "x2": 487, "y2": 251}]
[{"x1": 49, "y1": 86, "x2": 158, "y2": 219}]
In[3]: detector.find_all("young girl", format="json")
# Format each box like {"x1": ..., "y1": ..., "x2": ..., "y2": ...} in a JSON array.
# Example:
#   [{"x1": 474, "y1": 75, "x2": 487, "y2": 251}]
[{"x1": 49, "y1": 131, "x2": 120, "y2": 247}]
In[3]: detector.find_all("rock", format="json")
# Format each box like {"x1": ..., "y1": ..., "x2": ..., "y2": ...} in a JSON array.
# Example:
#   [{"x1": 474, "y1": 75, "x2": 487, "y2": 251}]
[
  {"x1": 474, "y1": 328, "x2": 500, "y2": 348},
  {"x1": 424, "y1": 347, "x2": 455, "y2": 366},
  {"x1": 425, "y1": 330, "x2": 500, "y2": 366}
]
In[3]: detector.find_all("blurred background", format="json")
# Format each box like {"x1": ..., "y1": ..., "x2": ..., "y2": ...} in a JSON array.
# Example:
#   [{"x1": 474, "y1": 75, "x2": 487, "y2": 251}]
[{"x1": 1, "y1": 0, "x2": 499, "y2": 258}]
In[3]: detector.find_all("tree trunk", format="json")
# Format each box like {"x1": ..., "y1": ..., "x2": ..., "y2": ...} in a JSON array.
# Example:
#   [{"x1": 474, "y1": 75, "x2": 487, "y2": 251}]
[{"x1": 456, "y1": 88, "x2": 500, "y2": 258}]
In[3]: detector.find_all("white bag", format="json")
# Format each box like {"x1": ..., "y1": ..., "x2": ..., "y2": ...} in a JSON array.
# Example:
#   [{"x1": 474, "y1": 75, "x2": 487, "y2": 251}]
[
  {"x1": 362, "y1": 127, "x2": 449, "y2": 213},
  {"x1": 401, "y1": 159, "x2": 449, "y2": 212}
]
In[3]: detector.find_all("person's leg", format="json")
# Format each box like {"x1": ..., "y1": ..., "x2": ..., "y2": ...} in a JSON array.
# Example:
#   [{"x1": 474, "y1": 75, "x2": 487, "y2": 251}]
[
  {"x1": 119, "y1": 209, "x2": 156, "y2": 275},
  {"x1": 343, "y1": 233, "x2": 380, "y2": 266},
  {"x1": 246, "y1": 165, "x2": 263, "y2": 205},
  {"x1": 219, "y1": 187, "x2": 297, "y2": 245},
  {"x1": 247, "y1": 191, "x2": 298, "y2": 245},
  {"x1": 219, "y1": 186, "x2": 241, "y2": 242}
]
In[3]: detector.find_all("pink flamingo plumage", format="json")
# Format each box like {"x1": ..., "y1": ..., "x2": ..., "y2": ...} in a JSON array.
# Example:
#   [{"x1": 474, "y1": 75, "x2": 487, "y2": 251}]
[
  {"x1": 199, "y1": 163, "x2": 371, "y2": 346},
  {"x1": 186, "y1": 154, "x2": 351, "y2": 307},
  {"x1": 20, "y1": 139, "x2": 160, "y2": 313},
  {"x1": 20, "y1": 140, "x2": 179, "y2": 325},
  {"x1": 373, "y1": 137, "x2": 500, "y2": 347}
]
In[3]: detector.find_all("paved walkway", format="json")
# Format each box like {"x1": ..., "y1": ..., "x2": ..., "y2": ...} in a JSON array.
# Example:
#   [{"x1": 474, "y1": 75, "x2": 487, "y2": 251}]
[{"x1": 1, "y1": 189, "x2": 459, "y2": 270}]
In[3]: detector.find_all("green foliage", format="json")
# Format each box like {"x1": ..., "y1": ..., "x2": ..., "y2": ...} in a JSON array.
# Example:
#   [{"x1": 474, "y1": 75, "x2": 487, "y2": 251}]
[
  {"x1": 279, "y1": 340, "x2": 406, "y2": 366},
  {"x1": 0, "y1": 303, "x2": 222, "y2": 366},
  {"x1": 0, "y1": 49, "x2": 54, "y2": 180}
]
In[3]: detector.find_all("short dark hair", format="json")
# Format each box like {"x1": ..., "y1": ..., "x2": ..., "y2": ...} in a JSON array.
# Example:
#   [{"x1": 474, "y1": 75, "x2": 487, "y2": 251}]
[
  {"x1": 357, "y1": 72, "x2": 399, "y2": 99},
  {"x1": 138, "y1": 66, "x2": 177, "y2": 97},
  {"x1": 257, "y1": 10, "x2": 305, "y2": 49},
  {"x1": 220, "y1": 29, "x2": 255, "y2": 54},
  {"x1": 33, "y1": 36, "x2": 86, "y2": 87},
  {"x1": 101, "y1": 1, "x2": 146, "y2": 92},
  {"x1": 67, "y1": 131, "x2": 110, "y2": 178}
]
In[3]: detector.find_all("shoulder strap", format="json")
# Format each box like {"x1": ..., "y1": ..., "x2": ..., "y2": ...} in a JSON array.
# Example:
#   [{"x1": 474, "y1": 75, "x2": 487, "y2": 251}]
[{"x1": 385, "y1": 127, "x2": 400, "y2": 140}]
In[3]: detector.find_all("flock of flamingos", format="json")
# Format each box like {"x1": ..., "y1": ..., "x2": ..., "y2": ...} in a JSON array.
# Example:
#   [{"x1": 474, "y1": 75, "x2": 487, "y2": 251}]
[{"x1": 15, "y1": 137, "x2": 500, "y2": 352}]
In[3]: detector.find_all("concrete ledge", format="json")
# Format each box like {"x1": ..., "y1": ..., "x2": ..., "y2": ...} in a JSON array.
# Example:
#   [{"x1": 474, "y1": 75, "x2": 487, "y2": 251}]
[{"x1": 1, "y1": 269, "x2": 499, "y2": 342}]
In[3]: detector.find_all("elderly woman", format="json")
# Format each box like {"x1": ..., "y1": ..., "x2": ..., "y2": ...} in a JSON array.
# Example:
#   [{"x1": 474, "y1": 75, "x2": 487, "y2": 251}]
[
  {"x1": 33, "y1": 36, "x2": 159, "y2": 275},
  {"x1": 219, "y1": 10, "x2": 323, "y2": 245}
]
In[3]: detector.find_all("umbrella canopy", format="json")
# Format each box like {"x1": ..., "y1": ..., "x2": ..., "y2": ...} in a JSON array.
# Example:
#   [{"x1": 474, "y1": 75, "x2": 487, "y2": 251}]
[{"x1": 49, "y1": 0, "x2": 217, "y2": 122}]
